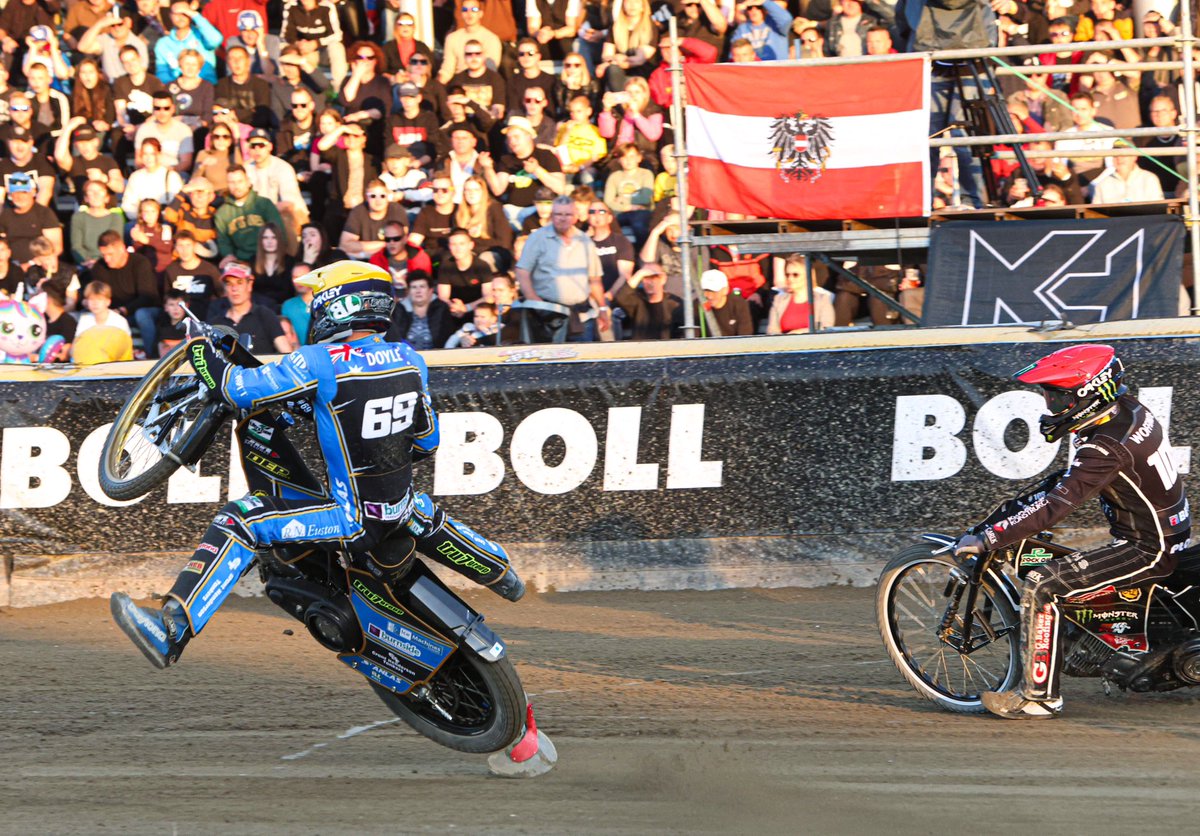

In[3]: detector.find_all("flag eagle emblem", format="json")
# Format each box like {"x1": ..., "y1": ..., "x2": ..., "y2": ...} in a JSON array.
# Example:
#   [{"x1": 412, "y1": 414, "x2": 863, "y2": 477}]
[{"x1": 768, "y1": 111, "x2": 834, "y2": 182}]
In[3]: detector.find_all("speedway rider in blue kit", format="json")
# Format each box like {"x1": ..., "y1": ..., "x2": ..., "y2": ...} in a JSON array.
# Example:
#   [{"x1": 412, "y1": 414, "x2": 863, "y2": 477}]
[
  {"x1": 112, "y1": 261, "x2": 524, "y2": 668},
  {"x1": 956, "y1": 344, "x2": 1190, "y2": 720}
]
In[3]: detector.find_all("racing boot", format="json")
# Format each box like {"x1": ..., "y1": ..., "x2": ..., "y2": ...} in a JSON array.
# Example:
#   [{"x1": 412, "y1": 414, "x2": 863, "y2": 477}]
[
  {"x1": 110, "y1": 594, "x2": 191, "y2": 670},
  {"x1": 980, "y1": 689, "x2": 1063, "y2": 720},
  {"x1": 488, "y1": 567, "x2": 526, "y2": 602}
]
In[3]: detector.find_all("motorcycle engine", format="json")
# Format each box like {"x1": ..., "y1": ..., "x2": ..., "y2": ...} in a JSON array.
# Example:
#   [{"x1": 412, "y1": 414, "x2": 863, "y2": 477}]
[
  {"x1": 1061, "y1": 627, "x2": 1116, "y2": 677},
  {"x1": 305, "y1": 598, "x2": 362, "y2": 653}
]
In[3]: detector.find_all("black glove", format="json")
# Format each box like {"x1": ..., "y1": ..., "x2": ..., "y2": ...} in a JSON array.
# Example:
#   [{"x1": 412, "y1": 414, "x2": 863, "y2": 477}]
[
  {"x1": 954, "y1": 532, "x2": 986, "y2": 557},
  {"x1": 190, "y1": 339, "x2": 231, "y2": 399}
]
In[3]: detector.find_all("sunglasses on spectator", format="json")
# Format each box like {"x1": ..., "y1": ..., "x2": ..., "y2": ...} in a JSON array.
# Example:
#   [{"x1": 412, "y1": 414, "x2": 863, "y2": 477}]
[
  {"x1": 410, "y1": 57, "x2": 429, "y2": 64},
  {"x1": 249, "y1": 141, "x2": 269, "y2": 149},
  {"x1": 397, "y1": 18, "x2": 414, "y2": 25},
  {"x1": 291, "y1": 101, "x2": 311, "y2": 108},
  {"x1": 588, "y1": 208, "x2": 608, "y2": 214},
  {"x1": 462, "y1": 5, "x2": 481, "y2": 11},
  {"x1": 367, "y1": 192, "x2": 388, "y2": 198},
  {"x1": 10, "y1": 104, "x2": 29, "y2": 111},
  {"x1": 519, "y1": 49, "x2": 539, "y2": 57},
  {"x1": 212, "y1": 132, "x2": 232, "y2": 139},
  {"x1": 153, "y1": 104, "x2": 173, "y2": 111},
  {"x1": 384, "y1": 235, "x2": 405, "y2": 242},
  {"x1": 464, "y1": 50, "x2": 483, "y2": 56},
  {"x1": 525, "y1": 96, "x2": 544, "y2": 103},
  {"x1": 563, "y1": 61, "x2": 583, "y2": 67},
  {"x1": 432, "y1": 186, "x2": 452, "y2": 192},
  {"x1": 355, "y1": 54, "x2": 376, "y2": 61}
]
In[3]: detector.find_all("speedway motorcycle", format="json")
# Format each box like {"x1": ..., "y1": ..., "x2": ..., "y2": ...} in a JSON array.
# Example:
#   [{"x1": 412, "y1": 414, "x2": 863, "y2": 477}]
[
  {"x1": 97, "y1": 323, "x2": 527, "y2": 755},
  {"x1": 877, "y1": 481, "x2": 1200, "y2": 713}
]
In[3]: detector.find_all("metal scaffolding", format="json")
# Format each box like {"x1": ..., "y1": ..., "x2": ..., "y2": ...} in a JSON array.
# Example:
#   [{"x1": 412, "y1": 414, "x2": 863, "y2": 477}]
[{"x1": 670, "y1": 12, "x2": 1200, "y2": 332}]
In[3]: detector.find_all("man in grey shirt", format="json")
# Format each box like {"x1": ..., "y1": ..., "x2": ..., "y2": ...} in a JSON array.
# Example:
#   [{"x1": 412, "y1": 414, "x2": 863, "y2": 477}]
[{"x1": 514, "y1": 196, "x2": 609, "y2": 341}]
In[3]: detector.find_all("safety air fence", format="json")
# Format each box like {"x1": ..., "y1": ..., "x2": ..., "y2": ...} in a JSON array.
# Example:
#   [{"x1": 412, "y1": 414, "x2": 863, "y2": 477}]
[{"x1": 3, "y1": 322, "x2": 1200, "y2": 606}]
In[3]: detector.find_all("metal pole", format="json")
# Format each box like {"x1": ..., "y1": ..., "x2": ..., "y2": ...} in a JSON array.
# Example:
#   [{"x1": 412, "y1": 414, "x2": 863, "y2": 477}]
[
  {"x1": 669, "y1": 17, "x2": 697, "y2": 337},
  {"x1": 805, "y1": 253, "x2": 816, "y2": 333},
  {"x1": 1180, "y1": 3, "x2": 1200, "y2": 315}
]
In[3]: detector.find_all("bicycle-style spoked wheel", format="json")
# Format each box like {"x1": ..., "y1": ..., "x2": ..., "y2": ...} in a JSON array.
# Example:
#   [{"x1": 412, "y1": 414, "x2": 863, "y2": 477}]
[
  {"x1": 99, "y1": 338, "x2": 226, "y2": 501},
  {"x1": 877, "y1": 545, "x2": 1020, "y2": 713}
]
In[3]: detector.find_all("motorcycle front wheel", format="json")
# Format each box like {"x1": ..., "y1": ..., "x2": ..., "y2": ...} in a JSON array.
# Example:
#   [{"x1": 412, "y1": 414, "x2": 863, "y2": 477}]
[
  {"x1": 877, "y1": 544, "x2": 1021, "y2": 713},
  {"x1": 372, "y1": 651, "x2": 525, "y2": 754},
  {"x1": 98, "y1": 338, "x2": 225, "y2": 501}
]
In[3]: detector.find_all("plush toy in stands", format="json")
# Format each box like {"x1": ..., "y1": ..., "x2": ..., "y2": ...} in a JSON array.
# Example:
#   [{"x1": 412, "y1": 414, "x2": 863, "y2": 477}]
[{"x1": 0, "y1": 297, "x2": 64, "y2": 363}]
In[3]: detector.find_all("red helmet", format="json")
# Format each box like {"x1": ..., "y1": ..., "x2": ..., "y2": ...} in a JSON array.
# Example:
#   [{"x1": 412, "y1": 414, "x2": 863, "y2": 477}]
[{"x1": 1013, "y1": 344, "x2": 1126, "y2": 442}]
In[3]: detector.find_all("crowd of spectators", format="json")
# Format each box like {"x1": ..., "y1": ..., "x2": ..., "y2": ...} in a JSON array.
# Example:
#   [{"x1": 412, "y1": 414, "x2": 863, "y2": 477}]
[{"x1": 0, "y1": 0, "x2": 1191, "y2": 361}]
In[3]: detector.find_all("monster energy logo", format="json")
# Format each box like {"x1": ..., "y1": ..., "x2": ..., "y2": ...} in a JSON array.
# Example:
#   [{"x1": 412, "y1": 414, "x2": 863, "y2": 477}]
[
  {"x1": 352, "y1": 578, "x2": 406, "y2": 617},
  {"x1": 191, "y1": 343, "x2": 217, "y2": 389}
]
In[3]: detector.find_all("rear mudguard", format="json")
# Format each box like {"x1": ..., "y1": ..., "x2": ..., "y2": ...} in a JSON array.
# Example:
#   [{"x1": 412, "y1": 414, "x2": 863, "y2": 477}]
[{"x1": 388, "y1": 559, "x2": 506, "y2": 663}]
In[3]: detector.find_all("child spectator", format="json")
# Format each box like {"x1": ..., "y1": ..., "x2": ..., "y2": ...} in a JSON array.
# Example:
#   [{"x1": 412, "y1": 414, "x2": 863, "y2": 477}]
[
  {"x1": 380, "y1": 145, "x2": 432, "y2": 209},
  {"x1": 77, "y1": 280, "x2": 132, "y2": 337},
  {"x1": 26, "y1": 236, "x2": 78, "y2": 308},
  {"x1": 554, "y1": 95, "x2": 607, "y2": 183},
  {"x1": 604, "y1": 143, "x2": 654, "y2": 245},
  {"x1": 130, "y1": 197, "x2": 174, "y2": 277},
  {"x1": 156, "y1": 288, "x2": 189, "y2": 356},
  {"x1": 445, "y1": 301, "x2": 500, "y2": 347},
  {"x1": 71, "y1": 180, "x2": 125, "y2": 270},
  {"x1": 163, "y1": 230, "x2": 221, "y2": 320},
  {"x1": 653, "y1": 144, "x2": 678, "y2": 207},
  {"x1": 521, "y1": 186, "x2": 556, "y2": 234}
]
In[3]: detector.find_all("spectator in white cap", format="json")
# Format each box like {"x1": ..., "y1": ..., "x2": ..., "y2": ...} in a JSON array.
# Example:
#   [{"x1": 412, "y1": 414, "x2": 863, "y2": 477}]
[
  {"x1": 226, "y1": 10, "x2": 281, "y2": 76},
  {"x1": 700, "y1": 269, "x2": 754, "y2": 337}
]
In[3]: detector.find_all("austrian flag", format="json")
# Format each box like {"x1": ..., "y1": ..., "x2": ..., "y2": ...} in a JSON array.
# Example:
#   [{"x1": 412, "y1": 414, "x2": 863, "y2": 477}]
[{"x1": 684, "y1": 57, "x2": 931, "y2": 220}]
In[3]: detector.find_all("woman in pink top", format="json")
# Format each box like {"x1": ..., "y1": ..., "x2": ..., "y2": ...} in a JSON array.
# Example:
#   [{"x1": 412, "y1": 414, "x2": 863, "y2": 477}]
[{"x1": 598, "y1": 77, "x2": 663, "y2": 171}]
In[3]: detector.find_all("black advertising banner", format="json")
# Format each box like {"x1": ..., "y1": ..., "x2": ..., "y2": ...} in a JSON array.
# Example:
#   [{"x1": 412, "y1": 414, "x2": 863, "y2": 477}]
[
  {"x1": 923, "y1": 216, "x2": 1184, "y2": 327},
  {"x1": 3, "y1": 335, "x2": 1200, "y2": 558}
]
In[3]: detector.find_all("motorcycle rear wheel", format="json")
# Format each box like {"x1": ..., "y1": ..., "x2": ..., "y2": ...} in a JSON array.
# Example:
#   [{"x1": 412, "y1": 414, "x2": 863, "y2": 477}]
[
  {"x1": 99, "y1": 339, "x2": 222, "y2": 501},
  {"x1": 372, "y1": 651, "x2": 525, "y2": 754},
  {"x1": 877, "y1": 544, "x2": 1020, "y2": 713}
]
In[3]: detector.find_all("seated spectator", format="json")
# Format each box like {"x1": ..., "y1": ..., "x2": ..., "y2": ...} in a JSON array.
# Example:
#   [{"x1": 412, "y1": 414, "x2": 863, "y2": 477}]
[
  {"x1": 71, "y1": 180, "x2": 126, "y2": 269},
  {"x1": 1075, "y1": 0, "x2": 1132, "y2": 42},
  {"x1": 457, "y1": 174, "x2": 514, "y2": 270},
  {"x1": 129, "y1": 198, "x2": 175, "y2": 277},
  {"x1": 509, "y1": 37, "x2": 557, "y2": 115},
  {"x1": 0, "y1": 236, "x2": 27, "y2": 298},
  {"x1": 671, "y1": 0, "x2": 726, "y2": 64},
  {"x1": 1, "y1": 92, "x2": 51, "y2": 157},
  {"x1": 653, "y1": 144, "x2": 678, "y2": 207},
  {"x1": 281, "y1": 262, "x2": 314, "y2": 347},
  {"x1": 613, "y1": 264, "x2": 683, "y2": 340},
  {"x1": 385, "y1": 270, "x2": 455, "y2": 350},
  {"x1": 731, "y1": 0, "x2": 791, "y2": 62},
  {"x1": 833, "y1": 262, "x2": 901, "y2": 327},
  {"x1": 1138, "y1": 96, "x2": 1186, "y2": 196},
  {"x1": 370, "y1": 219, "x2": 433, "y2": 294},
  {"x1": 122, "y1": 138, "x2": 184, "y2": 220},
  {"x1": 438, "y1": 228, "x2": 493, "y2": 320},
  {"x1": 205, "y1": 261, "x2": 291, "y2": 354},
  {"x1": 450, "y1": 39, "x2": 507, "y2": 121},
  {"x1": 135, "y1": 91, "x2": 195, "y2": 172},
  {"x1": 604, "y1": 142, "x2": 654, "y2": 245},
  {"x1": 441, "y1": 86, "x2": 497, "y2": 146},
  {"x1": 26, "y1": 236, "x2": 76, "y2": 303},
  {"x1": 227, "y1": 11, "x2": 280, "y2": 76},
  {"x1": 555, "y1": 95, "x2": 607, "y2": 184},
  {"x1": 318, "y1": 122, "x2": 378, "y2": 233},
  {"x1": 481, "y1": 115, "x2": 566, "y2": 229},
  {"x1": 55, "y1": 121, "x2": 125, "y2": 200},
  {"x1": 252, "y1": 222, "x2": 295, "y2": 309},
  {"x1": 244, "y1": 127, "x2": 309, "y2": 251},
  {"x1": 1054, "y1": 91, "x2": 1115, "y2": 181},
  {"x1": 77, "y1": 9, "x2": 149, "y2": 88},
  {"x1": 41, "y1": 281, "x2": 75, "y2": 359},
  {"x1": 170, "y1": 49, "x2": 216, "y2": 130},
  {"x1": 280, "y1": 0, "x2": 349, "y2": 91},
  {"x1": 382, "y1": 12, "x2": 436, "y2": 82},
  {"x1": 824, "y1": 0, "x2": 874, "y2": 57},
  {"x1": 214, "y1": 45, "x2": 273, "y2": 129},
  {"x1": 91, "y1": 229, "x2": 160, "y2": 354},
  {"x1": 598, "y1": 0, "x2": 658, "y2": 92},
  {"x1": 586, "y1": 198, "x2": 634, "y2": 297},
  {"x1": 343, "y1": 40, "x2": 391, "y2": 159},
  {"x1": 732, "y1": 37, "x2": 761, "y2": 63},
  {"x1": 215, "y1": 165, "x2": 284, "y2": 264},
  {"x1": 388, "y1": 81, "x2": 444, "y2": 168},
  {"x1": 445, "y1": 300, "x2": 500, "y2": 347},
  {"x1": 865, "y1": 26, "x2": 895, "y2": 55},
  {"x1": 439, "y1": 1, "x2": 504, "y2": 84},
  {"x1": 340, "y1": 180, "x2": 408, "y2": 260},
  {"x1": 273, "y1": 49, "x2": 331, "y2": 127},
  {"x1": 0, "y1": 125, "x2": 57, "y2": 206},
  {"x1": 156, "y1": 0, "x2": 223, "y2": 83},
  {"x1": 552, "y1": 52, "x2": 601, "y2": 117},
  {"x1": 192, "y1": 120, "x2": 242, "y2": 195},
  {"x1": 70, "y1": 58, "x2": 118, "y2": 139},
  {"x1": 520, "y1": 86, "x2": 558, "y2": 147},
  {"x1": 156, "y1": 288, "x2": 189, "y2": 356},
  {"x1": 699, "y1": 269, "x2": 754, "y2": 336},
  {"x1": 113, "y1": 45, "x2": 169, "y2": 166},
  {"x1": 409, "y1": 171, "x2": 459, "y2": 266},
  {"x1": 1082, "y1": 52, "x2": 1139, "y2": 131},
  {"x1": 77, "y1": 279, "x2": 132, "y2": 337},
  {"x1": 639, "y1": 211, "x2": 684, "y2": 298},
  {"x1": 488, "y1": 272, "x2": 523, "y2": 344},
  {"x1": 25, "y1": 63, "x2": 70, "y2": 146},
  {"x1": 0, "y1": 173, "x2": 62, "y2": 264},
  {"x1": 598, "y1": 78, "x2": 664, "y2": 171},
  {"x1": 403, "y1": 52, "x2": 448, "y2": 122},
  {"x1": 1008, "y1": 62, "x2": 1073, "y2": 134},
  {"x1": 164, "y1": 176, "x2": 220, "y2": 260},
  {"x1": 299, "y1": 222, "x2": 342, "y2": 268},
  {"x1": 767, "y1": 255, "x2": 835, "y2": 334},
  {"x1": 520, "y1": 187, "x2": 555, "y2": 234},
  {"x1": 1091, "y1": 154, "x2": 1165, "y2": 204},
  {"x1": 163, "y1": 229, "x2": 221, "y2": 319},
  {"x1": 380, "y1": 145, "x2": 431, "y2": 208}
]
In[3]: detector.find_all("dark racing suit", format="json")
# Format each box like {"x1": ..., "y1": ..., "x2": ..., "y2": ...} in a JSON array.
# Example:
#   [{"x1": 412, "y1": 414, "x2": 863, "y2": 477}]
[
  {"x1": 981, "y1": 395, "x2": 1191, "y2": 700},
  {"x1": 170, "y1": 333, "x2": 516, "y2": 635}
]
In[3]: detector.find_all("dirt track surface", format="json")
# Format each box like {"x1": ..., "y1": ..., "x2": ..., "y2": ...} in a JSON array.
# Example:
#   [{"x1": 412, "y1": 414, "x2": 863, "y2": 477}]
[{"x1": 5, "y1": 587, "x2": 1200, "y2": 835}]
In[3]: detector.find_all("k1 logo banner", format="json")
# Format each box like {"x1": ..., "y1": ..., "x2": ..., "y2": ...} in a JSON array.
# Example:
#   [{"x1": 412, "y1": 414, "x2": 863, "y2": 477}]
[{"x1": 923, "y1": 215, "x2": 1184, "y2": 327}]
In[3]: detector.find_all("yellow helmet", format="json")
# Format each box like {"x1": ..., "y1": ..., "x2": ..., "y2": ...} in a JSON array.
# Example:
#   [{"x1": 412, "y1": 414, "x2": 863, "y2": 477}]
[{"x1": 296, "y1": 260, "x2": 395, "y2": 344}]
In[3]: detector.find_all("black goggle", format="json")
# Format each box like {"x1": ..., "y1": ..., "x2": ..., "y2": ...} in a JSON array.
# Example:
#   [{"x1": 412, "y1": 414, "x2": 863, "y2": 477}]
[{"x1": 1042, "y1": 387, "x2": 1077, "y2": 416}]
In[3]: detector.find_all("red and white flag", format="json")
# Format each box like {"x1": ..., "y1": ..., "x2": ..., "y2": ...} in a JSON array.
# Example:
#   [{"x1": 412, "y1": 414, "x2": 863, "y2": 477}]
[{"x1": 684, "y1": 58, "x2": 930, "y2": 220}]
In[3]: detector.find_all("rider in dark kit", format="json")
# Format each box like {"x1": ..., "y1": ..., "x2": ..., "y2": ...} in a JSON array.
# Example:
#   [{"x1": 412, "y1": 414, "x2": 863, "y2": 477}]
[
  {"x1": 956, "y1": 344, "x2": 1190, "y2": 719},
  {"x1": 111, "y1": 260, "x2": 525, "y2": 669}
]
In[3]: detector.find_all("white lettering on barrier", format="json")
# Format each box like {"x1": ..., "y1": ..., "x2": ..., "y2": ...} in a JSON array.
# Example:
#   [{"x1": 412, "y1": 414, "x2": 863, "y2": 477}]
[
  {"x1": 433, "y1": 412, "x2": 507, "y2": 496},
  {"x1": 666, "y1": 404, "x2": 723, "y2": 489},
  {"x1": 0, "y1": 426, "x2": 72, "y2": 508},
  {"x1": 891, "y1": 387, "x2": 1192, "y2": 482},
  {"x1": 603, "y1": 406, "x2": 658, "y2": 491},
  {"x1": 510, "y1": 407, "x2": 598, "y2": 495}
]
